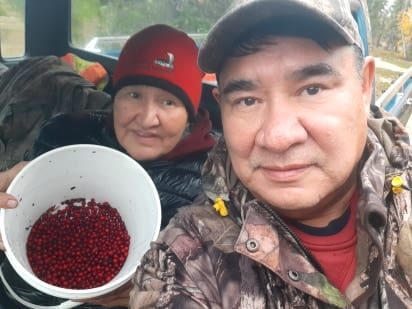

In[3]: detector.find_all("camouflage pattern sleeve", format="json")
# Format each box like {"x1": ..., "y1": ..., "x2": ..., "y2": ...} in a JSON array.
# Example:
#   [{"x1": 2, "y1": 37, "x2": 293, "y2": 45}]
[
  {"x1": 129, "y1": 212, "x2": 225, "y2": 309},
  {"x1": 129, "y1": 241, "x2": 213, "y2": 308}
]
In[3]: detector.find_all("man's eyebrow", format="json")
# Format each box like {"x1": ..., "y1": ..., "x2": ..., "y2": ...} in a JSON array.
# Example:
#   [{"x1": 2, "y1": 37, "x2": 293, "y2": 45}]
[
  {"x1": 220, "y1": 80, "x2": 256, "y2": 96},
  {"x1": 288, "y1": 63, "x2": 341, "y2": 81}
]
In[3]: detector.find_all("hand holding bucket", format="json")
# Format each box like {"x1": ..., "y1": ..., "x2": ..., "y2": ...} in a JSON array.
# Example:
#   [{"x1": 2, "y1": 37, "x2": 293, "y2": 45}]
[{"x1": 0, "y1": 144, "x2": 161, "y2": 308}]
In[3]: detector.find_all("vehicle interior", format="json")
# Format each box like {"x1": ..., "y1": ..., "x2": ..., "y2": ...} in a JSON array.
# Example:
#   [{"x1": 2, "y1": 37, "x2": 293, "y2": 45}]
[
  {"x1": 1, "y1": 0, "x2": 225, "y2": 129},
  {"x1": 0, "y1": 0, "x2": 372, "y2": 308},
  {"x1": 0, "y1": 0, "x2": 371, "y2": 133}
]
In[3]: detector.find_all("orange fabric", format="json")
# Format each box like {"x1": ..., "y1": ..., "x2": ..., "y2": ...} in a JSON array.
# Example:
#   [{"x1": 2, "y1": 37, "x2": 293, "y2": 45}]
[
  {"x1": 81, "y1": 63, "x2": 108, "y2": 87},
  {"x1": 60, "y1": 53, "x2": 108, "y2": 90},
  {"x1": 60, "y1": 53, "x2": 75, "y2": 67},
  {"x1": 202, "y1": 73, "x2": 217, "y2": 86}
]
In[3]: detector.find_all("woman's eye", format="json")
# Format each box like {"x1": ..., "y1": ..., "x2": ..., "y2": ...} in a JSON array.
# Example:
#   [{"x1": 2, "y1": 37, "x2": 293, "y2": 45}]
[
  {"x1": 305, "y1": 86, "x2": 320, "y2": 95},
  {"x1": 128, "y1": 92, "x2": 139, "y2": 99},
  {"x1": 162, "y1": 100, "x2": 174, "y2": 106}
]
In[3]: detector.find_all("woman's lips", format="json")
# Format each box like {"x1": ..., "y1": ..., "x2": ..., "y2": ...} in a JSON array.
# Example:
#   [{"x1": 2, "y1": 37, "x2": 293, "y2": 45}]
[{"x1": 133, "y1": 130, "x2": 159, "y2": 144}]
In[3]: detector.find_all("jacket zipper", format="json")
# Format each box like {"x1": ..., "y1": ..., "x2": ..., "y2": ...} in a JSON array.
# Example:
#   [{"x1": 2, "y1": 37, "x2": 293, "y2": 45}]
[{"x1": 258, "y1": 202, "x2": 325, "y2": 274}]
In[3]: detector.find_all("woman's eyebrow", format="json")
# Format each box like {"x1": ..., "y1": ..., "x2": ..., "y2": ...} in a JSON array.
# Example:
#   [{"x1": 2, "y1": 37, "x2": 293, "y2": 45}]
[
  {"x1": 288, "y1": 63, "x2": 341, "y2": 81},
  {"x1": 221, "y1": 79, "x2": 256, "y2": 96}
]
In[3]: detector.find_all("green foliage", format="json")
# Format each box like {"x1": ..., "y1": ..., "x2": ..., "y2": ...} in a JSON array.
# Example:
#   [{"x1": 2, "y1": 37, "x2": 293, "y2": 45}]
[
  {"x1": 373, "y1": 47, "x2": 411, "y2": 97},
  {"x1": 375, "y1": 67, "x2": 402, "y2": 96},
  {"x1": 374, "y1": 47, "x2": 412, "y2": 68},
  {"x1": 71, "y1": 0, "x2": 232, "y2": 46},
  {"x1": 172, "y1": 0, "x2": 232, "y2": 33},
  {"x1": 8, "y1": 0, "x2": 23, "y2": 13},
  {"x1": 0, "y1": 0, "x2": 23, "y2": 16},
  {"x1": 367, "y1": 0, "x2": 388, "y2": 46},
  {"x1": 71, "y1": 0, "x2": 101, "y2": 46},
  {"x1": 367, "y1": 0, "x2": 412, "y2": 57},
  {"x1": 97, "y1": 0, "x2": 176, "y2": 35}
]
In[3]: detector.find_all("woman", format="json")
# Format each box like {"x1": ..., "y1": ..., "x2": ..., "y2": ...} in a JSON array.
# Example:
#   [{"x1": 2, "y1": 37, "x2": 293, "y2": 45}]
[
  {"x1": 32, "y1": 24, "x2": 215, "y2": 228},
  {"x1": 0, "y1": 24, "x2": 216, "y2": 309}
]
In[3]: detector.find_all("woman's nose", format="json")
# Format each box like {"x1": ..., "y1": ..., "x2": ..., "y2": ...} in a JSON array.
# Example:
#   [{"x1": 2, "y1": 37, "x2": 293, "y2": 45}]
[{"x1": 137, "y1": 102, "x2": 160, "y2": 127}]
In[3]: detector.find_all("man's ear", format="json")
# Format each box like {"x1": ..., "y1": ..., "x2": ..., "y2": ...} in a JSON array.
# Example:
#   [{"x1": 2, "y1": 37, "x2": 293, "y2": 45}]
[
  {"x1": 361, "y1": 56, "x2": 375, "y2": 111},
  {"x1": 212, "y1": 87, "x2": 220, "y2": 104}
]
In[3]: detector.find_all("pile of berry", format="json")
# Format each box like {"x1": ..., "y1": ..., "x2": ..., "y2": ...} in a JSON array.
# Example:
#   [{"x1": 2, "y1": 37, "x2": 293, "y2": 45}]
[{"x1": 26, "y1": 198, "x2": 130, "y2": 289}]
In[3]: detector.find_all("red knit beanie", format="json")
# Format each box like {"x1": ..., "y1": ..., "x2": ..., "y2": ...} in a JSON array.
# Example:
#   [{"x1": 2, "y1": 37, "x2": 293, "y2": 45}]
[{"x1": 113, "y1": 24, "x2": 204, "y2": 119}]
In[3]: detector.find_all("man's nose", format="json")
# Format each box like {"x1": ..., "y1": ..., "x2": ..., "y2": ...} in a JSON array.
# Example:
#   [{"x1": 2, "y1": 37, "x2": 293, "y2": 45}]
[{"x1": 255, "y1": 101, "x2": 307, "y2": 152}]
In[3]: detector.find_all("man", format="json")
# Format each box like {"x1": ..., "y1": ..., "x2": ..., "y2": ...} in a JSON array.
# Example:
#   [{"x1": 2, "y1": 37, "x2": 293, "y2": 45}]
[{"x1": 129, "y1": 0, "x2": 412, "y2": 308}]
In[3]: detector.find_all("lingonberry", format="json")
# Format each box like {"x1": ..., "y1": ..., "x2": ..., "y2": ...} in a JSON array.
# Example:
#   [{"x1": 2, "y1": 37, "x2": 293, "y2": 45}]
[{"x1": 26, "y1": 198, "x2": 130, "y2": 289}]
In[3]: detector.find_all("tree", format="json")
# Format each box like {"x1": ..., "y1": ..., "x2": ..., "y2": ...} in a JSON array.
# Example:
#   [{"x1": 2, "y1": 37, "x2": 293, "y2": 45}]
[
  {"x1": 71, "y1": 0, "x2": 101, "y2": 46},
  {"x1": 386, "y1": 0, "x2": 409, "y2": 52},
  {"x1": 367, "y1": 0, "x2": 390, "y2": 47},
  {"x1": 398, "y1": 6, "x2": 412, "y2": 58},
  {"x1": 72, "y1": 0, "x2": 233, "y2": 47}
]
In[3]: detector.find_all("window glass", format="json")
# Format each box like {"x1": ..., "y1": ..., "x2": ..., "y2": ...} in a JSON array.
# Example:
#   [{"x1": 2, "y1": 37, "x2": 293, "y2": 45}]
[
  {"x1": 71, "y1": 0, "x2": 233, "y2": 57},
  {"x1": 0, "y1": 0, "x2": 25, "y2": 58}
]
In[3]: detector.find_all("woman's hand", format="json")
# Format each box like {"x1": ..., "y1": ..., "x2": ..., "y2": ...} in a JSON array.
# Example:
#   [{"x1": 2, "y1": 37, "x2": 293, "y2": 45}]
[
  {"x1": 0, "y1": 161, "x2": 28, "y2": 250},
  {"x1": 0, "y1": 161, "x2": 27, "y2": 208}
]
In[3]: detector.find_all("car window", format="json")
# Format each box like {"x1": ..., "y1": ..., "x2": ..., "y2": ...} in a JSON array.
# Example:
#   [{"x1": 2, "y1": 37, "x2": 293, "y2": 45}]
[
  {"x1": 84, "y1": 36, "x2": 130, "y2": 57},
  {"x1": 0, "y1": 0, "x2": 24, "y2": 58},
  {"x1": 70, "y1": 0, "x2": 233, "y2": 57}
]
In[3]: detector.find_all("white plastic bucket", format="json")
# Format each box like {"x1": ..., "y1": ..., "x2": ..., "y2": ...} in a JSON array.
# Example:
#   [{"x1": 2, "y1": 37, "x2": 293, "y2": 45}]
[{"x1": 0, "y1": 144, "x2": 161, "y2": 302}]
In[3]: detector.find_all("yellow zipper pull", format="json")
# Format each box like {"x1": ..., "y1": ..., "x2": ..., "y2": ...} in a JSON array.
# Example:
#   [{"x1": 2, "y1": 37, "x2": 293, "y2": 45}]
[
  {"x1": 213, "y1": 197, "x2": 228, "y2": 217},
  {"x1": 392, "y1": 176, "x2": 403, "y2": 194}
]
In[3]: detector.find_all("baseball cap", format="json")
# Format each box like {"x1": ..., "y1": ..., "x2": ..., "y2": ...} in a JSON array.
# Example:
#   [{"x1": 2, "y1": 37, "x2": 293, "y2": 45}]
[
  {"x1": 198, "y1": 0, "x2": 364, "y2": 73},
  {"x1": 113, "y1": 24, "x2": 204, "y2": 119}
]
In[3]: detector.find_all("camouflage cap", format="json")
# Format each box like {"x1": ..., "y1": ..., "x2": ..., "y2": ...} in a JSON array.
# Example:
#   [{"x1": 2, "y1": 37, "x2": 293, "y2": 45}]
[{"x1": 198, "y1": 0, "x2": 364, "y2": 73}]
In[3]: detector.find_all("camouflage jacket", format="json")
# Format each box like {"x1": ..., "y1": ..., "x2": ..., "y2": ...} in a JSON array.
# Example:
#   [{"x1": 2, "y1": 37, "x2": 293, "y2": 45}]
[
  {"x1": 130, "y1": 108, "x2": 412, "y2": 308},
  {"x1": 0, "y1": 56, "x2": 111, "y2": 171}
]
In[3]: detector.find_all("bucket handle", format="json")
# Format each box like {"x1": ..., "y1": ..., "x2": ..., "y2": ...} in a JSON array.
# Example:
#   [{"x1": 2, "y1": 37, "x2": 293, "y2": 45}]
[{"x1": 0, "y1": 267, "x2": 83, "y2": 309}]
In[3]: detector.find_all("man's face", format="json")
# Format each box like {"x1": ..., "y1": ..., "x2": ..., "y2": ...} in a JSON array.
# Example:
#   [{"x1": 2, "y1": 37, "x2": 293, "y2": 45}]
[{"x1": 213, "y1": 36, "x2": 375, "y2": 226}]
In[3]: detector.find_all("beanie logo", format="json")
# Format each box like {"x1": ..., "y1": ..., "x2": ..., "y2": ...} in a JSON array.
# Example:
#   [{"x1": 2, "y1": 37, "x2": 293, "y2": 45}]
[{"x1": 154, "y1": 52, "x2": 174, "y2": 70}]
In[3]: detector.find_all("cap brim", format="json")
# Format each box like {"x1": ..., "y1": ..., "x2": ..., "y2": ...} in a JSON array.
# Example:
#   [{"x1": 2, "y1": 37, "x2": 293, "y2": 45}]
[{"x1": 198, "y1": 0, "x2": 358, "y2": 73}]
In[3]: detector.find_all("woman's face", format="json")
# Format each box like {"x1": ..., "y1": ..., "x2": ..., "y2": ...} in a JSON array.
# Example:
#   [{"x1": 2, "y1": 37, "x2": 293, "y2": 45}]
[{"x1": 113, "y1": 85, "x2": 189, "y2": 161}]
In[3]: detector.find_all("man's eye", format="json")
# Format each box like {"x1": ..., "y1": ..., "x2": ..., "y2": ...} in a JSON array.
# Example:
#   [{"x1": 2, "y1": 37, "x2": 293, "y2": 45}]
[
  {"x1": 305, "y1": 86, "x2": 320, "y2": 95},
  {"x1": 239, "y1": 97, "x2": 256, "y2": 106}
]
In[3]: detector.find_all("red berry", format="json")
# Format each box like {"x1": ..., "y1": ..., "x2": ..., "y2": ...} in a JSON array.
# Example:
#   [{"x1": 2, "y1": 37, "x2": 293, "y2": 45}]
[{"x1": 26, "y1": 198, "x2": 130, "y2": 289}]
